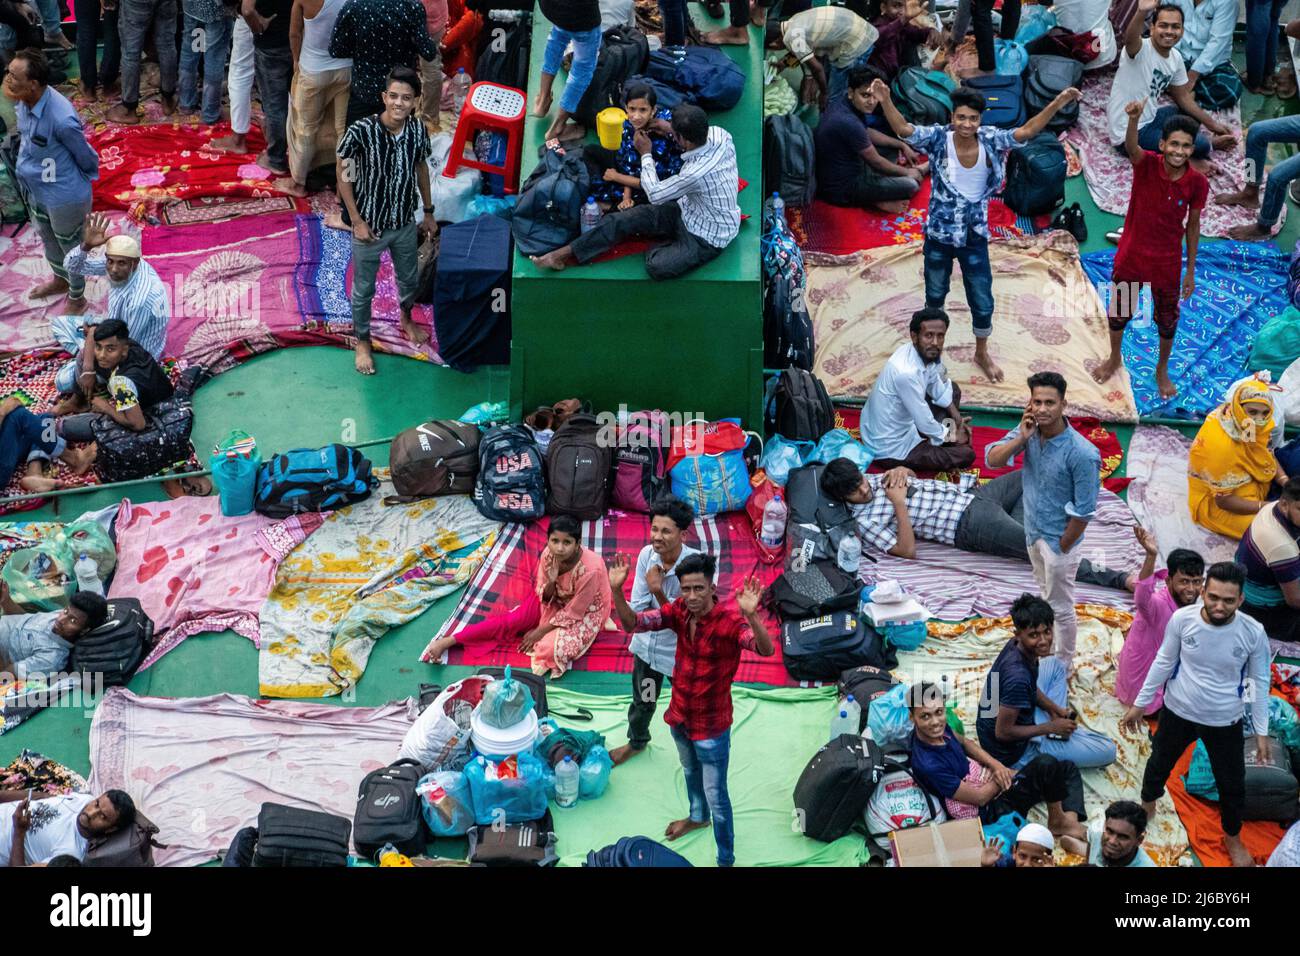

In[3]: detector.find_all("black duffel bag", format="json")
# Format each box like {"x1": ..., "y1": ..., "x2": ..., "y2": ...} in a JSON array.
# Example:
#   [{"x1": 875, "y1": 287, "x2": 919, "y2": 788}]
[
  {"x1": 793, "y1": 733, "x2": 889, "y2": 842},
  {"x1": 252, "y1": 803, "x2": 351, "y2": 867}
]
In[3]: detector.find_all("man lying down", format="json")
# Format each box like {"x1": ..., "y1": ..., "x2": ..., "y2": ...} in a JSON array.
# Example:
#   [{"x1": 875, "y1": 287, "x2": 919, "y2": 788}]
[{"x1": 817, "y1": 457, "x2": 1135, "y2": 591}]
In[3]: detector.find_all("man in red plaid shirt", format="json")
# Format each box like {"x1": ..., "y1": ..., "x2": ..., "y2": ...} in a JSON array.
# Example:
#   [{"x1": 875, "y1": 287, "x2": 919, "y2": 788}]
[{"x1": 608, "y1": 551, "x2": 773, "y2": 867}]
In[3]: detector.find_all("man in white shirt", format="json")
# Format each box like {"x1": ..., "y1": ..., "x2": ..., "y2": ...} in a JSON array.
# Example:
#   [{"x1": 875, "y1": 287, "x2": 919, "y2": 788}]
[
  {"x1": 862, "y1": 307, "x2": 974, "y2": 473},
  {"x1": 1, "y1": 789, "x2": 135, "y2": 866},
  {"x1": 610, "y1": 496, "x2": 699, "y2": 765},
  {"x1": 1105, "y1": 0, "x2": 1233, "y2": 161},
  {"x1": 1171, "y1": 0, "x2": 1235, "y2": 88},
  {"x1": 530, "y1": 104, "x2": 741, "y2": 280},
  {"x1": 0, "y1": 591, "x2": 108, "y2": 680},
  {"x1": 1121, "y1": 562, "x2": 1272, "y2": 868}
]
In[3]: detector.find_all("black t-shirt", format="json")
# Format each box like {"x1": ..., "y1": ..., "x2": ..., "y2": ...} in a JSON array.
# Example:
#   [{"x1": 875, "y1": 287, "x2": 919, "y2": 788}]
[
  {"x1": 975, "y1": 639, "x2": 1039, "y2": 767},
  {"x1": 814, "y1": 97, "x2": 874, "y2": 197},
  {"x1": 539, "y1": 0, "x2": 600, "y2": 32},
  {"x1": 96, "y1": 342, "x2": 174, "y2": 413},
  {"x1": 252, "y1": 0, "x2": 292, "y2": 48}
]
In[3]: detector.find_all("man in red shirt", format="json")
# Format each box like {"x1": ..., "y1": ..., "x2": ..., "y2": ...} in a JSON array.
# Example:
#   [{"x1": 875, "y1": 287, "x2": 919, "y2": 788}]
[
  {"x1": 608, "y1": 551, "x2": 773, "y2": 866},
  {"x1": 1092, "y1": 98, "x2": 1208, "y2": 401}
]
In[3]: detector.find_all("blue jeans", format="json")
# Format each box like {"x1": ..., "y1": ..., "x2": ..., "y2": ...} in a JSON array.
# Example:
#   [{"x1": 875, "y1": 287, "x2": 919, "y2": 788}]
[
  {"x1": 1246, "y1": 0, "x2": 1286, "y2": 89},
  {"x1": 35, "y1": 0, "x2": 62, "y2": 40},
  {"x1": 1137, "y1": 105, "x2": 1211, "y2": 159},
  {"x1": 119, "y1": 0, "x2": 179, "y2": 106},
  {"x1": 670, "y1": 725, "x2": 735, "y2": 866},
  {"x1": 1244, "y1": 113, "x2": 1300, "y2": 228},
  {"x1": 828, "y1": 50, "x2": 874, "y2": 104},
  {"x1": 179, "y1": 13, "x2": 232, "y2": 124},
  {"x1": 0, "y1": 407, "x2": 62, "y2": 486},
  {"x1": 923, "y1": 230, "x2": 994, "y2": 337},
  {"x1": 254, "y1": 44, "x2": 293, "y2": 171},
  {"x1": 541, "y1": 25, "x2": 603, "y2": 116},
  {"x1": 1014, "y1": 657, "x2": 1118, "y2": 770}
]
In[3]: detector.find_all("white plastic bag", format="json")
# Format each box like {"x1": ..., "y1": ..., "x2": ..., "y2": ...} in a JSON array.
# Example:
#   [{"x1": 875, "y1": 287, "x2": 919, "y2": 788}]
[
  {"x1": 1280, "y1": 358, "x2": 1300, "y2": 427},
  {"x1": 398, "y1": 676, "x2": 493, "y2": 771},
  {"x1": 428, "y1": 132, "x2": 482, "y2": 226}
]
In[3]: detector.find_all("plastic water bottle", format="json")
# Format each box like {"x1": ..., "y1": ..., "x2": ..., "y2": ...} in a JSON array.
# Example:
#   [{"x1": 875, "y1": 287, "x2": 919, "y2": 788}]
[
  {"x1": 556, "y1": 755, "x2": 579, "y2": 808},
  {"x1": 836, "y1": 533, "x2": 862, "y2": 574},
  {"x1": 772, "y1": 192, "x2": 785, "y2": 217},
  {"x1": 74, "y1": 553, "x2": 103, "y2": 596},
  {"x1": 841, "y1": 694, "x2": 861, "y2": 734},
  {"x1": 760, "y1": 495, "x2": 788, "y2": 547},
  {"x1": 830, "y1": 707, "x2": 856, "y2": 740},
  {"x1": 580, "y1": 196, "x2": 601, "y2": 234},
  {"x1": 450, "y1": 68, "x2": 472, "y2": 119}
]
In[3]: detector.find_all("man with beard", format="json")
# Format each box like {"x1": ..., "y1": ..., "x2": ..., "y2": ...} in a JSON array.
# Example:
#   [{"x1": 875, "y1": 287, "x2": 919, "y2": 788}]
[
  {"x1": 861, "y1": 308, "x2": 974, "y2": 473},
  {"x1": 1086, "y1": 800, "x2": 1156, "y2": 867},
  {"x1": 1122, "y1": 562, "x2": 1272, "y2": 867},
  {"x1": 55, "y1": 212, "x2": 170, "y2": 400},
  {"x1": 1, "y1": 788, "x2": 136, "y2": 866}
]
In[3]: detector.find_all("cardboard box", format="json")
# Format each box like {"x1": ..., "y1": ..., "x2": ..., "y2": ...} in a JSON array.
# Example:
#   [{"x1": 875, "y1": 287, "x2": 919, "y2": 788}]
[{"x1": 891, "y1": 819, "x2": 985, "y2": 867}]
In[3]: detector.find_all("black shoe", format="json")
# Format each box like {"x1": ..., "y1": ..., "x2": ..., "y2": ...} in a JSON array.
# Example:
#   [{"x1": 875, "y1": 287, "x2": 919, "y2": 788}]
[
  {"x1": 705, "y1": 0, "x2": 724, "y2": 17},
  {"x1": 1051, "y1": 202, "x2": 1087, "y2": 244}
]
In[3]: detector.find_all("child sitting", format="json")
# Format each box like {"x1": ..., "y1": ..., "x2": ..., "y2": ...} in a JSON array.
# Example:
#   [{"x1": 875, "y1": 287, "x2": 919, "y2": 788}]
[{"x1": 589, "y1": 84, "x2": 683, "y2": 210}]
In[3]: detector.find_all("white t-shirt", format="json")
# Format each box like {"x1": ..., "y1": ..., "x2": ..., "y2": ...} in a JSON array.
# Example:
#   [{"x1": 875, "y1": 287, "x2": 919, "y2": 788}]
[
  {"x1": 1052, "y1": 0, "x2": 1116, "y2": 69},
  {"x1": 947, "y1": 133, "x2": 989, "y2": 202},
  {"x1": 0, "y1": 793, "x2": 93, "y2": 865},
  {"x1": 1107, "y1": 39, "x2": 1188, "y2": 145}
]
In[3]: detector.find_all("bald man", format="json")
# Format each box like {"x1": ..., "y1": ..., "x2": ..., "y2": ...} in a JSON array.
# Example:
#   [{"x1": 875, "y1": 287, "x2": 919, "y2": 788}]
[{"x1": 53, "y1": 212, "x2": 171, "y2": 401}]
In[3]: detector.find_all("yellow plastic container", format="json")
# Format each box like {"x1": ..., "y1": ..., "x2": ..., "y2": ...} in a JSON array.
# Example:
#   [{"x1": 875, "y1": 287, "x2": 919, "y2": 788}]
[{"x1": 596, "y1": 108, "x2": 628, "y2": 150}]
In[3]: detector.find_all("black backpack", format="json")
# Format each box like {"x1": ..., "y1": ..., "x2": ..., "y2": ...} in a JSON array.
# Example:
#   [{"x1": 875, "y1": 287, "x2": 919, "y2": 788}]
[
  {"x1": 475, "y1": 14, "x2": 532, "y2": 91},
  {"x1": 1024, "y1": 55, "x2": 1084, "y2": 132},
  {"x1": 90, "y1": 397, "x2": 194, "y2": 484},
  {"x1": 574, "y1": 26, "x2": 649, "y2": 126},
  {"x1": 780, "y1": 612, "x2": 894, "y2": 682},
  {"x1": 254, "y1": 444, "x2": 376, "y2": 517},
  {"x1": 251, "y1": 803, "x2": 351, "y2": 867},
  {"x1": 1002, "y1": 132, "x2": 1066, "y2": 217},
  {"x1": 837, "y1": 664, "x2": 901, "y2": 732},
  {"x1": 771, "y1": 368, "x2": 835, "y2": 443},
  {"x1": 793, "y1": 733, "x2": 888, "y2": 842},
  {"x1": 466, "y1": 809, "x2": 558, "y2": 866},
  {"x1": 475, "y1": 424, "x2": 547, "y2": 522},
  {"x1": 764, "y1": 264, "x2": 814, "y2": 373},
  {"x1": 69, "y1": 597, "x2": 154, "y2": 687},
  {"x1": 353, "y1": 759, "x2": 426, "y2": 860},
  {"x1": 545, "y1": 413, "x2": 613, "y2": 521},
  {"x1": 766, "y1": 558, "x2": 860, "y2": 619},
  {"x1": 512, "y1": 145, "x2": 593, "y2": 257},
  {"x1": 784, "y1": 463, "x2": 857, "y2": 569},
  {"x1": 387, "y1": 419, "x2": 481, "y2": 499},
  {"x1": 763, "y1": 114, "x2": 816, "y2": 207}
]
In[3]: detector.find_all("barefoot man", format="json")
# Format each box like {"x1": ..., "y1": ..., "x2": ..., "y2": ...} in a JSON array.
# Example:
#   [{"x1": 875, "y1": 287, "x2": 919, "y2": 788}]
[
  {"x1": 608, "y1": 552, "x2": 773, "y2": 866},
  {"x1": 334, "y1": 66, "x2": 436, "y2": 374},
  {"x1": 1092, "y1": 98, "x2": 1206, "y2": 400},
  {"x1": 873, "y1": 77, "x2": 1082, "y2": 384}
]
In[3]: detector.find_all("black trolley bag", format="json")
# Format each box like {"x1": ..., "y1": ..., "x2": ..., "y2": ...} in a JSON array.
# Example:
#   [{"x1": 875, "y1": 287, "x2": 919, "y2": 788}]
[{"x1": 793, "y1": 732, "x2": 888, "y2": 842}]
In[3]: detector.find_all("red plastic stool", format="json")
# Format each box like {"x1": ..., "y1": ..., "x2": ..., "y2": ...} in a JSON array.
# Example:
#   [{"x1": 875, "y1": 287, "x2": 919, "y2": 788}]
[{"x1": 443, "y1": 82, "x2": 527, "y2": 194}]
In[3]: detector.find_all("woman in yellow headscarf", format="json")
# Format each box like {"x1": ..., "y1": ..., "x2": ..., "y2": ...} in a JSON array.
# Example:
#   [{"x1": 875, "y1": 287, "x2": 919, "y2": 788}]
[{"x1": 1188, "y1": 375, "x2": 1290, "y2": 539}]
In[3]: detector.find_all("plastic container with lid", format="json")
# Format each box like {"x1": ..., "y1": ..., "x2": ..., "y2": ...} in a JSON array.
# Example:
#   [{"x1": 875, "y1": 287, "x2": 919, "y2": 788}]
[{"x1": 469, "y1": 707, "x2": 539, "y2": 760}]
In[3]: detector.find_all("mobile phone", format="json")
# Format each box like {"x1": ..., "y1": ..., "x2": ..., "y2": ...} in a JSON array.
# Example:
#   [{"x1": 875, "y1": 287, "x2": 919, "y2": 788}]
[{"x1": 1046, "y1": 708, "x2": 1077, "y2": 741}]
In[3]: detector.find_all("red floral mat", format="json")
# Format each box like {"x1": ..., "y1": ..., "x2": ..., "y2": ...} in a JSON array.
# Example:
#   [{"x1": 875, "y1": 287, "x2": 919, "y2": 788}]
[
  {"x1": 833, "y1": 405, "x2": 1130, "y2": 493},
  {"x1": 591, "y1": 178, "x2": 751, "y2": 263}
]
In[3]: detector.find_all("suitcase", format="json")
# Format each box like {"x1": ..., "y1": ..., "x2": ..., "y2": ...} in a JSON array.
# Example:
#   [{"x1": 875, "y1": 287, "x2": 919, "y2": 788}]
[
  {"x1": 793, "y1": 733, "x2": 887, "y2": 842},
  {"x1": 251, "y1": 803, "x2": 351, "y2": 867},
  {"x1": 780, "y1": 612, "x2": 893, "y2": 682},
  {"x1": 353, "y1": 759, "x2": 427, "y2": 860},
  {"x1": 1243, "y1": 737, "x2": 1300, "y2": 823}
]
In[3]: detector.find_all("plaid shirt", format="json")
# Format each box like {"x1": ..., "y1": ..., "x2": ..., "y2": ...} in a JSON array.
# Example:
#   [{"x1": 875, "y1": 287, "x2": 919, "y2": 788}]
[
  {"x1": 634, "y1": 597, "x2": 757, "y2": 740},
  {"x1": 851, "y1": 474, "x2": 978, "y2": 554},
  {"x1": 905, "y1": 124, "x2": 1023, "y2": 247}
]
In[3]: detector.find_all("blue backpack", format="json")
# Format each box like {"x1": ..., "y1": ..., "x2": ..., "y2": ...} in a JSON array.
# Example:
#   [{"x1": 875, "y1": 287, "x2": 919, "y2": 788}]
[
  {"x1": 647, "y1": 47, "x2": 744, "y2": 111},
  {"x1": 963, "y1": 73, "x2": 1025, "y2": 129},
  {"x1": 253, "y1": 445, "x2": 376, "y2": 518},
  {"x1": 585, "y1": 836, "x2": 693, "y2": 867},
  {"x1": 474, "y1": 424, "x2": 547, "y2": 523},
  {"x1": 623, "y1": 74, "x2": 695, "y2": 110}
]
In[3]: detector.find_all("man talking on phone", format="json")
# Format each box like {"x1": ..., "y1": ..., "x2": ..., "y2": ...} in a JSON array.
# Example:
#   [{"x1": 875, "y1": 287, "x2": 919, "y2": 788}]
[{"x1": 987, "y1": 372, "x2": 1102, "y2": 672}]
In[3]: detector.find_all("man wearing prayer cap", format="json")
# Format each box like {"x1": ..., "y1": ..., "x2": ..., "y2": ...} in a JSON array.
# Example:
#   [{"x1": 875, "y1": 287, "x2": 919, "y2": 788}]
[{"x1": 52, "y1": 212, "x2": 170, "y2": 405}]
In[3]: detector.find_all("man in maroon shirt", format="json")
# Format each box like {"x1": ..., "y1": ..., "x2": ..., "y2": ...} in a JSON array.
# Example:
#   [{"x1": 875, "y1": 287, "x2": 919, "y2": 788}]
[
  {"x1": 608, "y1": 551, "x2": 773, "y2": 866},
  {"x1": 1091, "y1": 99, "x2": 1208, "y2": 401}
]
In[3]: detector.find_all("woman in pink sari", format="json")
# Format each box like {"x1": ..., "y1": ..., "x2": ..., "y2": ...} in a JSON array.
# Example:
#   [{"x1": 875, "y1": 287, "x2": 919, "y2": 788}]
[{"x1": 424, "y1": 515, "x2": 613, "y2": 677}]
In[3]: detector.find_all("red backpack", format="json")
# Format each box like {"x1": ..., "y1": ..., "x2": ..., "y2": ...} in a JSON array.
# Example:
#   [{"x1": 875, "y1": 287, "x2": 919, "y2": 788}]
[{"x1": 611, "y1": 409, "x2": 671, "y2": 513}]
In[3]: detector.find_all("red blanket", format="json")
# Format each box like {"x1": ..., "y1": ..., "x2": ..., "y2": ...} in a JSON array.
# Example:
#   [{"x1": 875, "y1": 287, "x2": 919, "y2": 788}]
[
  {"x1": 591, "y1": 178, "x2": 750, "y2": 263},
  {"x1": 440, "y1": 511, "x2": 796, "y2": 685}
]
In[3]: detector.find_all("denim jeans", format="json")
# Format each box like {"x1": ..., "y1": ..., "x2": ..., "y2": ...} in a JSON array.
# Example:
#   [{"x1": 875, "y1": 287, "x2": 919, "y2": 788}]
[
  {"x1": 73, "y1": 0, "x2": 120, "y2": 89},
  {"x1": 35, "y1": 0, "x2": 62, "y2": 40},
  {"x1": 1243, "y1": 114, "x2": 1300, "y2": 228},
  {"x1": 1137, "y1": 104, "x2": 1211, "y2": 159},
  {"x1": 179, "y1": 12, "x2": 232, "y2": 123},
  {"x1": 254, "y1": 44, "x2": 293, "y2": 171},
  {"x1": 119, "y1": 0, "x2": 179, "y2": 107},
  {"x1": 1246, "y1": 0, "x2": 1286, "y2": 89},
  {"x1": 541, "y1": 25, "x2": 603, "y2": 115},
  {"x1": 670, "y1": 725, "x2": 735, "y2": 866},
  {"x1": 1016, "y1": 657, "x2": 1119, "y2": 769},
  {"x1": 350, "y1": 220, "x2": 421, "y2": 340},
  {"x1": 923, "y1": 230, "x2": 994, "y2": 337},
  {"x1": 0, "y1": 407, "x2": 62, "y2": 487},
  {"x1": 658, "y1": 0, "x2": 687, "y2": 47}
]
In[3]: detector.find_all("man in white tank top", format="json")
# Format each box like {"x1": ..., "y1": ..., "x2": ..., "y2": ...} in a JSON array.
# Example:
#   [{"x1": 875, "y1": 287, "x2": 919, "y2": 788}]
[{"x1": 274, "y1": 0, "x2": 353, "y2": 196}]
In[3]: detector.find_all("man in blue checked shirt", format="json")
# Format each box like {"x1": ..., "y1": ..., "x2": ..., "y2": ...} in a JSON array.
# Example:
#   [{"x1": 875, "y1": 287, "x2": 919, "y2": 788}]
[
  {"x1": 872, "y1": 78, "x2": 1080, "y2": 385},
  {"x1": 987, "y1": 372, "x2": 1102, "y2": 672},
  {"x1": 2, "y1": 47, "x2": 99, "y2": 316}
]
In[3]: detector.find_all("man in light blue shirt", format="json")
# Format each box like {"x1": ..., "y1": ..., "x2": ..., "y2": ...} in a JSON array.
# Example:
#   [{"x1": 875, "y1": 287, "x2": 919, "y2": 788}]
[
  {"x1": 987, "y1": 371, "x2": 1101, "y2": 669},
  {"x1": 1087, "y1": 801, "x2": 1157, "y2": 867},
  {"x1": 610, "y1": 496, "x2": 699, "y2": 765},
  {"x1": 1173, "y1": 0, "x2": 1236, "y2": 88},
  {"x1": 2, "y1": 47, "x2": 99, "y2": 314},
  {"x1": 0, "y1": 591, "x2": 108, "y2": 680}
]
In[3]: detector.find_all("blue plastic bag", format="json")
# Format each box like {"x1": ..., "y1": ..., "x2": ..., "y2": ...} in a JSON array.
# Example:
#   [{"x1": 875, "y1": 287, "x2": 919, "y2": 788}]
[
  {"x1": 474, "y1": 130, "x2": 509, "y2": 197},
  {"x1": 466, "y1": 193, "x2": 519, "y2": 220},
  {"x1": 458, "y1": 400, "x2": 509, "y2": 424},
  {"x1": 417, "y1": 770, "x2": 475, "y2": 837},
  {"x1": 994, "y1": 39, "x2": 1029, "y2": 76},
  {"x1": 670, "y1": 450, "x2": 752, "y2": 515},
  {"x1": 479, "y1": 665, "x2": 535, "y2": 729},
  {"x1": 810, "y1": 428, "x2": 874, "y2": 469},
  {"x1": 1183, "y1": 740, "x2": 1218, "y2": 800},
  {"x1": 1013, "y1": 6, "x2": 1056, "y2": 45},
  {"x1": 465, "y1": 752, "x2": 549, "y2": 824},
  {"x1": 981, "y1": 811, "x2": 1026, "y2": 864},
  {"x1": 760, "y1": 436, "x2": 815, "y2": 486},
  {"x1": 579, "y1": 745, "x2": 613, "y2": 800},
  {"x1": 866, "y1": 683, "x2": 912, "y2": 749}
]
